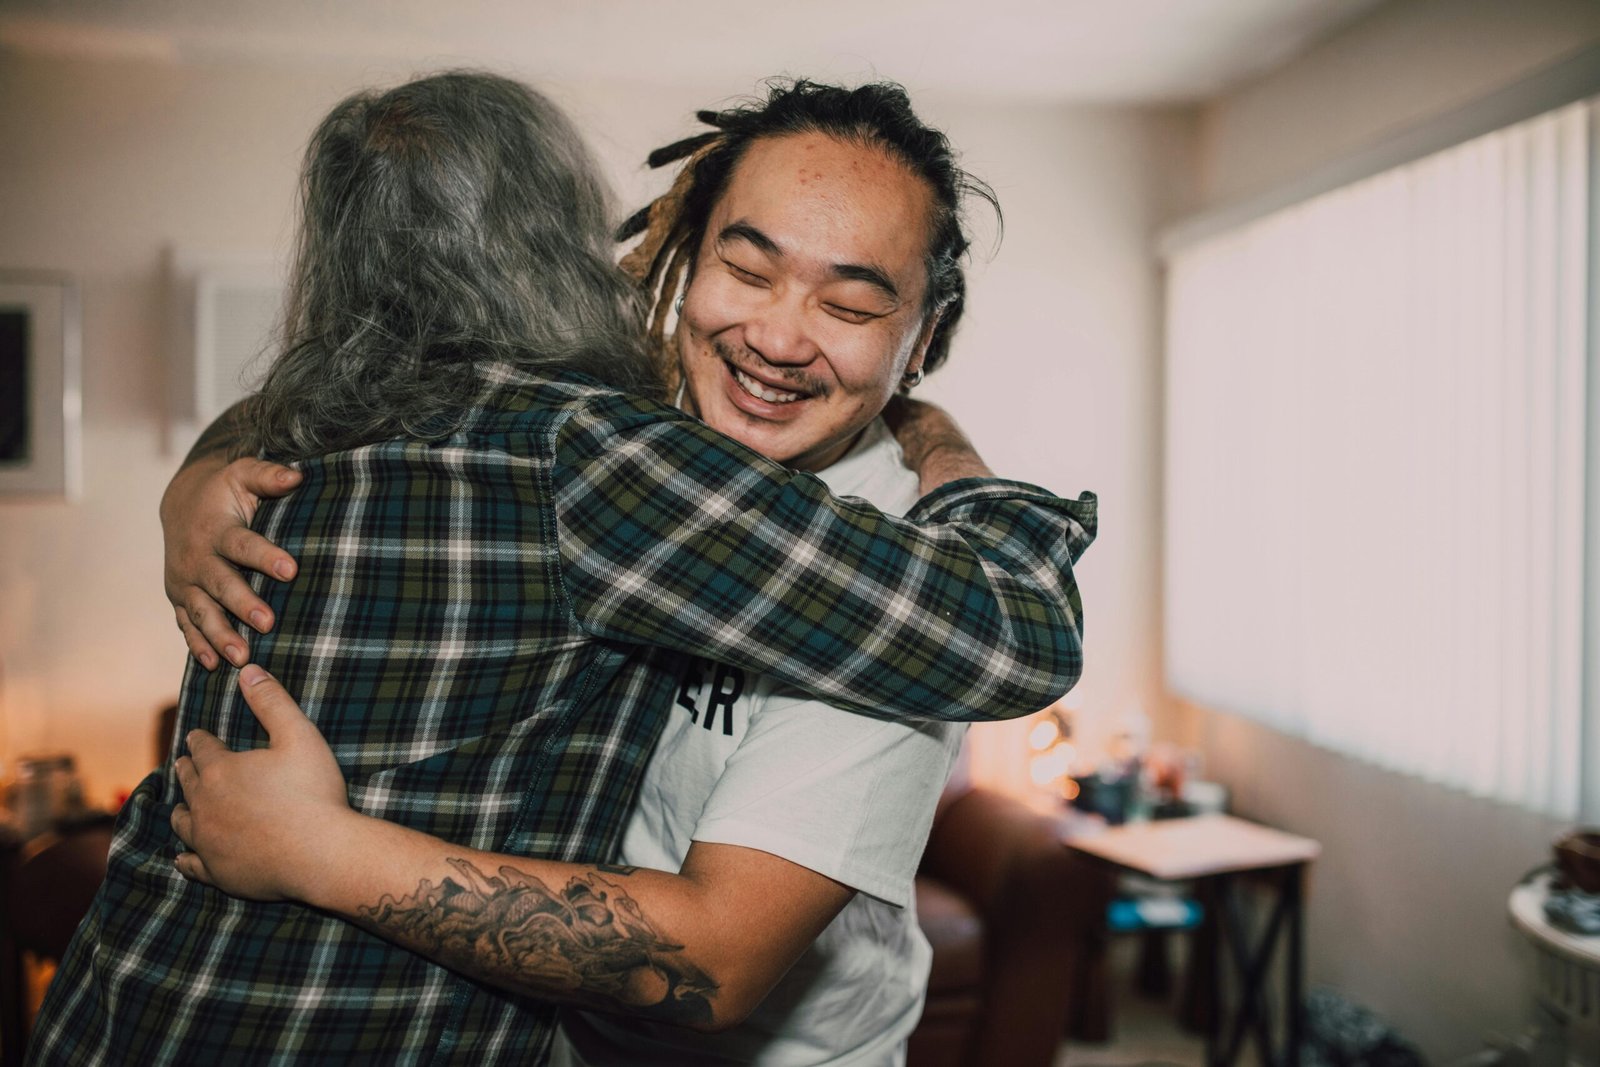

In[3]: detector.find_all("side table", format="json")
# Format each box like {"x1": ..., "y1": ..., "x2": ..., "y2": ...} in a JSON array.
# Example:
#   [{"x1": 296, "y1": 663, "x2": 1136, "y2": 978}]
[
  {"x1": 1508, "y1": 870, "x2": 1600, "y2": 1067},
  {"x1": 1067, "y1": 813, "x2": 1320, "y2": 1067}
]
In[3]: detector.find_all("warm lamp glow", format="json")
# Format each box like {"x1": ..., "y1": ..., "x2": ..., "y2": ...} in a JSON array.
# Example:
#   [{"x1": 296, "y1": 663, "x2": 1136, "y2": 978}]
[
  {"x1": 1029, "y1": 747, "x2": 1071, "y2": 786},
  {"x1": 1027, "y1": 719, "x2": 1059, "y2": 751}
]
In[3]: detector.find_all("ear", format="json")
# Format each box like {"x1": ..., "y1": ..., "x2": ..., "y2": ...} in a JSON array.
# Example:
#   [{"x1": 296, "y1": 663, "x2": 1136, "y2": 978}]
[{"x1": 906, "y1": 307, "x2": 943, "y2": 378}]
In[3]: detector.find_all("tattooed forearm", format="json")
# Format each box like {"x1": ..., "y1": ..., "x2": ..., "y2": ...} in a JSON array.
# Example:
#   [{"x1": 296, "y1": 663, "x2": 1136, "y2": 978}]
[
  {"x1": 183, "y1": 397, "x2": 254, "y2": 467},
  {"x1": 357, "y1": 858, "x2": 717, "y2": 1025}
]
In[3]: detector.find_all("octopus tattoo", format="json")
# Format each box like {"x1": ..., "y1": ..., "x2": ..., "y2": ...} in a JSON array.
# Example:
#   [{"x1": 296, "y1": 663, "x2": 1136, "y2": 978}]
[{"x1": 359, "y1": 858, "x2": 717, "y2": 1025}]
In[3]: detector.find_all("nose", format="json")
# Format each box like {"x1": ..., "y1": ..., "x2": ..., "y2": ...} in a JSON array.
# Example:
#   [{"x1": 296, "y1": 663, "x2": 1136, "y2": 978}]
[{"x1": 742, "y1": 292, "x2": 818, "y2": 368}]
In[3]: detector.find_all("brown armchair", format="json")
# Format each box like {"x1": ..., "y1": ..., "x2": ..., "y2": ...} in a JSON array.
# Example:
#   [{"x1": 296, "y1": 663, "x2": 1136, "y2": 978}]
[
  {"x1": 909, "y1": 787, "x2": 1110, "y2": 1067},
  {"x1": 0, "y1": 814, "x2": 115, "y2": 1065}
]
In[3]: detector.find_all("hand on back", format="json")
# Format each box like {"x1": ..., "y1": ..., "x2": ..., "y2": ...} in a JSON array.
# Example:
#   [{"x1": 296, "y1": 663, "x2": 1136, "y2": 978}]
[{"x1": 161, "y1": 456, "x2": 302, "y2": 669}]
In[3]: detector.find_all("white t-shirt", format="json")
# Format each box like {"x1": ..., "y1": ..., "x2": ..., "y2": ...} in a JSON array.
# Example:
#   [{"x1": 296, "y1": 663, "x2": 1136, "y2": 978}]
[{"x1": 550, "y1": 418, "x2": 967, "y2": 1067}]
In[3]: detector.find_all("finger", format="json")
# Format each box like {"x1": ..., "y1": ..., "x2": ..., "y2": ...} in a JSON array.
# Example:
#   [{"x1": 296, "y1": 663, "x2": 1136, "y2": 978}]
[
  {"x1": 184, "y1": 728, "x2": 231, "y2": 767},
  {"x1": 173, "y1": 755, "x2": 197, "y2": 796},
  {"x1": 175, "y1": 607, "x2": 220, "y2": 671},
  {"x1": 217, "y1": 525, "x2": 298, "y2": 586},
  {"x1": 194, "y1": 556, "x2": 277, "y2": 636},
  {"x1": 183, "y1": 590, "x2": 249, "y2": 668},
  {"x1": 173, "y1": 849, "x2": 215, "y2": 886},
  {"x1": 229, "y1": 457, "x2": 302, "y2": 501},
  {"x1": 170, "y1": 800, "x2": 194, "y2": 846},
  {"x1": 238, "y1": 665, "x2": 312, "y2": 742}
]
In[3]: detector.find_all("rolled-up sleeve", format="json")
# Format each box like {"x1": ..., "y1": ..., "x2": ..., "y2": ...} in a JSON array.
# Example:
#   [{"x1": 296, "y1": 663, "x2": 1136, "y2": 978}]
[{"x1": 550, "y1": 396, "x2": 1097, "y2": 722}]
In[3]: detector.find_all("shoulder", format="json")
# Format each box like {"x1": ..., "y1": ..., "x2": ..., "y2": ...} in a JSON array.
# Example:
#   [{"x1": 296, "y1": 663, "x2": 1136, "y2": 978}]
[
  {"x1": 457, "y1": 365, "x2": 669, "y2": 440},
  {"x1": 817, "y1": 417, "x2": 920, "y2": 517},
  {"x1": 693, "y1": 690, "x2": 966, "y2": 905}
]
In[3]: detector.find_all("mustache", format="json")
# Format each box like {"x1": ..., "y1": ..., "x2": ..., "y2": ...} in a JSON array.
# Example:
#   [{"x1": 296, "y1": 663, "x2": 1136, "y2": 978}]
[{"x1": 710, "y1": 338, "x2": 832, "y2": 398}]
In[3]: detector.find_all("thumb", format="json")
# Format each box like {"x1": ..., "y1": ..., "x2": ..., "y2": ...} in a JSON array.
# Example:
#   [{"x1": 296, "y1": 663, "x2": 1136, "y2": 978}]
[
  {"x1": 232, "y1": 457, "x2": 302, "y2": 500},
  {"x1": 237, "y1": 665, "x2": 313, "y2": 742}
]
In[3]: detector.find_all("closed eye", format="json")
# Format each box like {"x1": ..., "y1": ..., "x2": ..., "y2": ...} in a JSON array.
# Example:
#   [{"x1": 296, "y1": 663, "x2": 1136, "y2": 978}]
[
  {"x1": 725, "y1": 261, "x2": 769, "y2": 287},
  {"x1": 826, "y1": 304, "x2": 877, "y2": 324}
]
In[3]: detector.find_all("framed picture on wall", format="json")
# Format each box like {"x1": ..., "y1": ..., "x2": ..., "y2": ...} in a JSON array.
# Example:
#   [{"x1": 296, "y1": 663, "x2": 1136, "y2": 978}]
[{"x1": 0, "y1": 273, "x2": 82, "y2": 499}]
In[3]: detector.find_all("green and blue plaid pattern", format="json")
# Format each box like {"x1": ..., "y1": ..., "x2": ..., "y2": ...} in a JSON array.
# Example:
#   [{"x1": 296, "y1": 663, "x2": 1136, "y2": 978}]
[{"x1": 32, "y1": 365, "x2": 1095, "y2": 1066}]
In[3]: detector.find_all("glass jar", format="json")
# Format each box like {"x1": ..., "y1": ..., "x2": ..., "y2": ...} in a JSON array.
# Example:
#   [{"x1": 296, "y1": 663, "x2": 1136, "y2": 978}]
[{"x1": 8, "y1": 753, "x2": 87, "y2": 837}]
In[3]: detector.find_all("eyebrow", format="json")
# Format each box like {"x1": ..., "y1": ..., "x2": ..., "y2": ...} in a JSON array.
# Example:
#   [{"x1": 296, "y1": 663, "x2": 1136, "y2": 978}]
[{"x1": 717, "y1": 221, "x2": 902, "y2": 304}]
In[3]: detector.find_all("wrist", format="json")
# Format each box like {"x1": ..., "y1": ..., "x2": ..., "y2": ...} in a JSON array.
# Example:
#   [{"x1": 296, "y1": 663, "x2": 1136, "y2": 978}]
[
  {"x1": 910, "y1": 426, "x2": 992, "y2": 492},
  {"x1": 161, "y1": 452, "x2": 228, "y2": 527},
  {"x1": 916, "y1": 447, "x2": 993, "y2": 495},
  {"x1": 287, "y1": 807, "x2": 372, "y2": 910}
]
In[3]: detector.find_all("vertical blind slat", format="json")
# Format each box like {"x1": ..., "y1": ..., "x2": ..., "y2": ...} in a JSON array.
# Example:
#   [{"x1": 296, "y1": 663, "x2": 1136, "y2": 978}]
[{"x1": 1164, "y1": 100, "x2": 1593, "y2": 820}]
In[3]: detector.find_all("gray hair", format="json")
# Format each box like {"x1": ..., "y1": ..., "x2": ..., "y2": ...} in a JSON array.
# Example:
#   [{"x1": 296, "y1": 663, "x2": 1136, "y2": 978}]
[{"x1": 249, "y1": 71, "x2": 663, "y2": 461}]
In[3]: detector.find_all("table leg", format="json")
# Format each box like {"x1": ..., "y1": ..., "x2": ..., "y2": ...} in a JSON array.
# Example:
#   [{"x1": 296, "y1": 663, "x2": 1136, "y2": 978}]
[
  {"x1": 1286, "y1": 864, "x2": 1304, "y2": 1067},
  {"x1": 1221, "y1": 876, "x2": 1277, "y2": 1066},
  {"x1": 1215, "y1": 865, "x2": 1303, "y2": 1067},
  {"x1": 1196, "y1": 876, "x2": 1222, "y2": 1067}
]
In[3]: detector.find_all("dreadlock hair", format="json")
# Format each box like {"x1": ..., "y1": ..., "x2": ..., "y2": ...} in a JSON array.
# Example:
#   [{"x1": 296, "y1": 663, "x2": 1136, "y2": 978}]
[
  {"x1": 618, "y1": 79, "x2": 1000, "y2": 385},
  {"x1": 249, "y1": 71, "x2": 663, "y2": 462}
]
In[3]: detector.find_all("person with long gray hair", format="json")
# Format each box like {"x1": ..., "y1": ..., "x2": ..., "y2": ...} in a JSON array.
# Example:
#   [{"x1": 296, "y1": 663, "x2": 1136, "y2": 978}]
[
  {"x1": 31, "y1": 71, "x2": 1092, "y2": 1065},
  {"x1": 248, "y1": 71, "x2": 662, "y2": 461}
]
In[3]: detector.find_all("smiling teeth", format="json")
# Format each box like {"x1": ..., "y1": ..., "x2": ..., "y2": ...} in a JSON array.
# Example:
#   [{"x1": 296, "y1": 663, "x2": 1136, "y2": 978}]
[{"x1": 733, "y1": 367, "x2": 804, "y2": 404}]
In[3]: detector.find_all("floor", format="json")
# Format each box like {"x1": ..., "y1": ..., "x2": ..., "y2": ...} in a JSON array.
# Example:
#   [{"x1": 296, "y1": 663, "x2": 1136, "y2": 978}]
[{"x1": 1057, "y1": 936, "x2": 1207, "y2": 1067}]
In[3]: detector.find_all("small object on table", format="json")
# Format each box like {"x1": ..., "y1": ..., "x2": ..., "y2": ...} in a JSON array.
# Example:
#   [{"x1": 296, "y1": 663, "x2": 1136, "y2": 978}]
[
  {"x1": 1073, "y1": 770, "x2": 1141, "y2": 825},
  {"x1": 1544, "y1": 885, "x2": 1600, "y2": 936},
  {"x1": 1554, "y1": 829, "x2": 1600, "y2": 893},
  {"x1": 1067, "y1": 813, "x2": 1320, "y2": 1067},
  {"x1": 4, "y1": 755, "x2": 89, "y2": 839}
]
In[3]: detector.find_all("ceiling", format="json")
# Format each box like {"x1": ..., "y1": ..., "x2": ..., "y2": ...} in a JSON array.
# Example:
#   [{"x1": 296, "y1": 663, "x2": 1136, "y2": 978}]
[{"x1": 0, "y1": 0, "x2": 1387, "y2": 103}]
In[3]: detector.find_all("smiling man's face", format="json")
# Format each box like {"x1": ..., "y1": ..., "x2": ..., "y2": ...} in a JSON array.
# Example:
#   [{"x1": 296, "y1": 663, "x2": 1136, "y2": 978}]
[{"x1": 675, "y1": 131, "x2": 941, "y2": 471}]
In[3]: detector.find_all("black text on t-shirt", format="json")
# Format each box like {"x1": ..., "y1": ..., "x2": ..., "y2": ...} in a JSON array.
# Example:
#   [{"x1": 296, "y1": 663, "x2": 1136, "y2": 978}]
[{"x1": 675, "y1": 657, "x2": 745, "y2": 736}]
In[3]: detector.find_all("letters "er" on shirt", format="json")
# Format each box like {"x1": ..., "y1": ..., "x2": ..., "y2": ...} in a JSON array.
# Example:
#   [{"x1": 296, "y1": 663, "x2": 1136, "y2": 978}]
[{"x1": 675, "y1": 657, "x2": 745, "y2": 736}]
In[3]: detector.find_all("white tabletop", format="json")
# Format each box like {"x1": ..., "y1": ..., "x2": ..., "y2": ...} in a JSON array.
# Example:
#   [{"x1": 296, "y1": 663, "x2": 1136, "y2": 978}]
[
  {"x1": 1509, "y1": 871, "x2": 1600, "y2": 969},
  {"x1": 1066, "y1": 813, "x2": 1321, "y2": 880}
]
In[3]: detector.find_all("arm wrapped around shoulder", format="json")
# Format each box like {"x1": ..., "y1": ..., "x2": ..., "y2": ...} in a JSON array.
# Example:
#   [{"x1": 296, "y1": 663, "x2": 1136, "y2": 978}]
[{"x1": 552, "y1": 394, "x2": 1097, "y2": 723}]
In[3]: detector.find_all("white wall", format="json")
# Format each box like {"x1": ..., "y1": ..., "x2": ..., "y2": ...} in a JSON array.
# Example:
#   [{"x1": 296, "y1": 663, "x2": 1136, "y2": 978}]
[
  {"x1": 1175, "y1": 0, "x2": 1600, "y2": 1059},
  {"x1": 1196, "y1": 0, "x2": 1600, "y2": 204},
  {"x1": 0, "y1": 50, "x2": 1189, "y2": 811},
  {"x1": 0, "y1": 54, "x2": 331, "y2": 803},
  {"x1": 917, "y1": 101, "x2": 1195, "y2": 787}
]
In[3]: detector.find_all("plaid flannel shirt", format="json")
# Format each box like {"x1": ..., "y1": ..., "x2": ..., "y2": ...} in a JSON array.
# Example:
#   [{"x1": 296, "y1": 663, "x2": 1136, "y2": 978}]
[{"x1": 32, "y1": 365, "x2": 1096, "y2": 1066}]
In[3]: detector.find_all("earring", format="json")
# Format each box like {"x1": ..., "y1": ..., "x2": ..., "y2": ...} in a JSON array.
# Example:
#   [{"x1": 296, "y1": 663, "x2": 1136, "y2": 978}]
[
  {"x1": 901, "y1": 366, "x2": 924, "y2": 389},
  {"x1": 674, "y1": 294, "x2": 685, "y2": 315}
]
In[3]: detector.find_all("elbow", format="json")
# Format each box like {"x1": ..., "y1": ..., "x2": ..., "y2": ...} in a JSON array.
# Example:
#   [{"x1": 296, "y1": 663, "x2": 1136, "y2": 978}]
[
  {"x1": 684, "y1": 1004, "x2": 753, "y2": 1035},
  {"x1": 671, "y1": 953, "x2": 784, "y2": 1033},
  {"x1": 966, "y1": 556, "x2": 1088, "y2": 721},
  {"x1": 982, "y1": 605, "x2": 1086, "y2": 721},
  {"x1": 702, "y1": 981, "x2": 771, "y2": 1033},
  {"x1": 668, "y1": 980, "x2": 758, "y2": 1034},
  {"x1": 1035, "y1": 614, "x2": 1086, "y2": 709}
]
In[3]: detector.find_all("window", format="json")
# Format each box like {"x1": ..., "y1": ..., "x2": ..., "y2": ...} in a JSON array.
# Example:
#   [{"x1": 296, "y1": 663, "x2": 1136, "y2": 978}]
[{"x1": 1163, "y1": 99, "x2": 1594, "y2": 819}]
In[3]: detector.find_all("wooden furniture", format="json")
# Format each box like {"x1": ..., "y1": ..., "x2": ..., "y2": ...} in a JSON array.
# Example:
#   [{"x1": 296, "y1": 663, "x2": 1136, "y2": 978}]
[
  {"x1": 0, "y1": 813, "x2": 115, "y2": 1065},
  {"x1": 1067, "y1": 814, "x2": 1320, "y2": 1067},
  {"x1": 909, "y1": 788, "x2": 1108, "y2": 1067}
]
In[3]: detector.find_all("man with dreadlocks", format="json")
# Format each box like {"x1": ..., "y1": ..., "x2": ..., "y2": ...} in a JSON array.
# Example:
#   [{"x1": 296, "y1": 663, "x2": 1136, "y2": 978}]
[{"x1": 158, "y1": 79, "x2": 1095, "y2": 1065}]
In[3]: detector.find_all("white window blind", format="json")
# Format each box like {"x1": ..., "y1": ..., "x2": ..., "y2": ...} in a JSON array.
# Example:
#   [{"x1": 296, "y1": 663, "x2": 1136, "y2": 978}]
[{"x1": 1164, "y1": 99, "x2": 1593, "y2": 819}]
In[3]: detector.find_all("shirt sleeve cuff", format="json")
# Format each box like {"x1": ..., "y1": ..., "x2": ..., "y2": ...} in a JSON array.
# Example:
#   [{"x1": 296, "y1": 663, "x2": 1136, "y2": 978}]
[
  {"x1": 906, "y1": 478, "x2": 1098, "y2": 528},
  {"x1": 690, "y1": 825, "x2": 913, "y2": 908}
]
